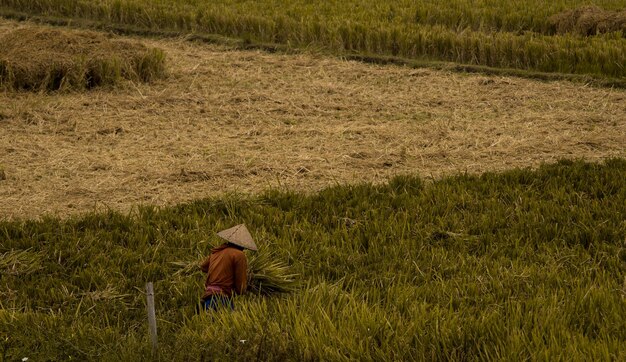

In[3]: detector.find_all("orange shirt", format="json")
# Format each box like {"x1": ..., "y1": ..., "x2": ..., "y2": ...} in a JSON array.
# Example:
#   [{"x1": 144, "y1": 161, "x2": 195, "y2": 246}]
[{"x1": 200, "y1": 244, "x2": 248, "y2": 299}]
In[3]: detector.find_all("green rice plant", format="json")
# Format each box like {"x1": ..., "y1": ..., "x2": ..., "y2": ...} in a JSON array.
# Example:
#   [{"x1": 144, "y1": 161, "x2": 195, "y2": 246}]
[
  {"x1": 1, "y1": 0, "x2": 626, "y2": 79},
  {"x1": 0, "y1": 249, "x2": 44, "y2": 276},
  {"x1": 247, "y1": 248, "x2": 298, "y2": 295},
  {"x1": 1, "y1": 159, "x2": 626, "y2": 360},
  {"x1": 169, "y1": 260, "x2": 199, "y2": 278}
]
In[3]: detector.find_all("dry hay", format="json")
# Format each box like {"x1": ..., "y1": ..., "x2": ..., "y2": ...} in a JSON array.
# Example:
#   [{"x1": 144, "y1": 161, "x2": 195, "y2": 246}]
[
  {"x1": 0, "y1": 19, "x2": 625, "y2": 220},
  {"x1": 0, "y1": 26, "x2": 166, "y2": 91},
  {"x1": 549, "y1": 6, "x2": 626, "y2": 36}
]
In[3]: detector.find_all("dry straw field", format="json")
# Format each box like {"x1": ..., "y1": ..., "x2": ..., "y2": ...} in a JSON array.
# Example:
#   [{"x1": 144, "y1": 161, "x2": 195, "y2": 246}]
[{"x1": 1, "y1": 19, "x2": 625, "y2": 219}]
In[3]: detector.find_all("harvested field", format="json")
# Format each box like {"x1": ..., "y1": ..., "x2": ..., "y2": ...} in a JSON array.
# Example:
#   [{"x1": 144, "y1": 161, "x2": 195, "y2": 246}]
[{"x1": 0, "y1": 19, "x2": 625, "y2": 220}]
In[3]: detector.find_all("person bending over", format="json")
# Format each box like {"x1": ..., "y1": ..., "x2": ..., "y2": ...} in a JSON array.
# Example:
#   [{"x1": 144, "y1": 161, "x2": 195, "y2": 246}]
[{"x1": 199, "y1": 224, "x2": 257, "y2": 311}]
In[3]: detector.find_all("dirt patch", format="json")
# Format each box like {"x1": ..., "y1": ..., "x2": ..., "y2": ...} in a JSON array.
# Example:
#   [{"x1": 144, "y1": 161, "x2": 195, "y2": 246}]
[
  {"x1": 0, "y1": 25, "x2": 166, "y2": 91},
  {"x1": 0, "y1": 19, "x2": 625, "y2": 220},
  {"x1": 549, "y1": 6, "x2": 626, "y2": 36}
]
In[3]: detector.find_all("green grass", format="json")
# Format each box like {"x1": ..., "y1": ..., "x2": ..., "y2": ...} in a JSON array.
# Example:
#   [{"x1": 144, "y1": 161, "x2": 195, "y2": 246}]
[
  {"x1": 1, "y1": 159, "x2": 626, "y2": 360},
  {"x1": 1, "y1": 0, "x2": 625, "y2": 80}
]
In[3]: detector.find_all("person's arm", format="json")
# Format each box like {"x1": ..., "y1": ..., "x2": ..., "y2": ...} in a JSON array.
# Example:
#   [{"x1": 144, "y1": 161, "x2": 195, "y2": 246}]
[
  {"x1": 233, "y1": 254, "x2": 248, "y2": 295},
  {"x1": 199, "y1": 256, "x2": 211, "y2": 273}
]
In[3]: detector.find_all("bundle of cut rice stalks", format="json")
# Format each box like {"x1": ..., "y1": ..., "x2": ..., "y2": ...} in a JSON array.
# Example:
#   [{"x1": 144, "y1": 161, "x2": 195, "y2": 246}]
[
  {"x1": 171, "y1": 249, "x2": 297, "y2": 296},
  {"x1": 246, "y1": 249, "x2": 298, "y2": 295}
]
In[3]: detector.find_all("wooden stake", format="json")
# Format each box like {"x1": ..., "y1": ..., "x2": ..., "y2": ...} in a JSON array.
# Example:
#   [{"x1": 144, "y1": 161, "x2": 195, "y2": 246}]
[{"x1": 146, "y1": 282, "x2": 158, "y2": 356}]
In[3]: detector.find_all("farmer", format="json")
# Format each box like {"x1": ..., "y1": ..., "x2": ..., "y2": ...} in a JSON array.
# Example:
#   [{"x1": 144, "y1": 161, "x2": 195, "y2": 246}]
[{"x1": 199, "y1": 224, "x2": 258, "y2": 311}]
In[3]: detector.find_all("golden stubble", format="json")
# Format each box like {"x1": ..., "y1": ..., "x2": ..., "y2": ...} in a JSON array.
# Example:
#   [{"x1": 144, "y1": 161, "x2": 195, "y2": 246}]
[{"x1": 1, "y1": 20, "x2": 625, "y2": 220}]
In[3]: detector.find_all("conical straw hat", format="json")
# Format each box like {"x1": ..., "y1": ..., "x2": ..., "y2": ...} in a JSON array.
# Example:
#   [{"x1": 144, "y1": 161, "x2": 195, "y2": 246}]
[{"x1": 217, "y1": 224, "x2": 258, "y2": 251}]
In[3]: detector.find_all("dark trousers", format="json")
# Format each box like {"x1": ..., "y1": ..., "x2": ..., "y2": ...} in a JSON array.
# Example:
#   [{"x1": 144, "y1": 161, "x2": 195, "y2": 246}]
[{"x1": 201, "y1": 295, "x2": 234, "y2": 311}]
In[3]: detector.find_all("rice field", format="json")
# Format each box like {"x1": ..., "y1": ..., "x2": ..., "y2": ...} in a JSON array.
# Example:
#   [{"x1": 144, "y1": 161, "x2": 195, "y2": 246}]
[
  {"x1": 1, "y1": 0, "x2": 626, "y2": 79},
  {"x1": 1, "y1": 2, "x2": 626, "y2": 360},
  {"x1": 2, "y1": 18, "x2": 625, "y2": 220},
  {"x1": 1, "y1": 159, "x2": 625, "y2": 360}
]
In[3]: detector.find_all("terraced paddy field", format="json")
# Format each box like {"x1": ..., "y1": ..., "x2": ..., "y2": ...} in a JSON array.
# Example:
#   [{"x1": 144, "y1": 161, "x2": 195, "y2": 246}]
[{"x1": 1, "y1": 19, "x2": 625, "y2": 220}]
